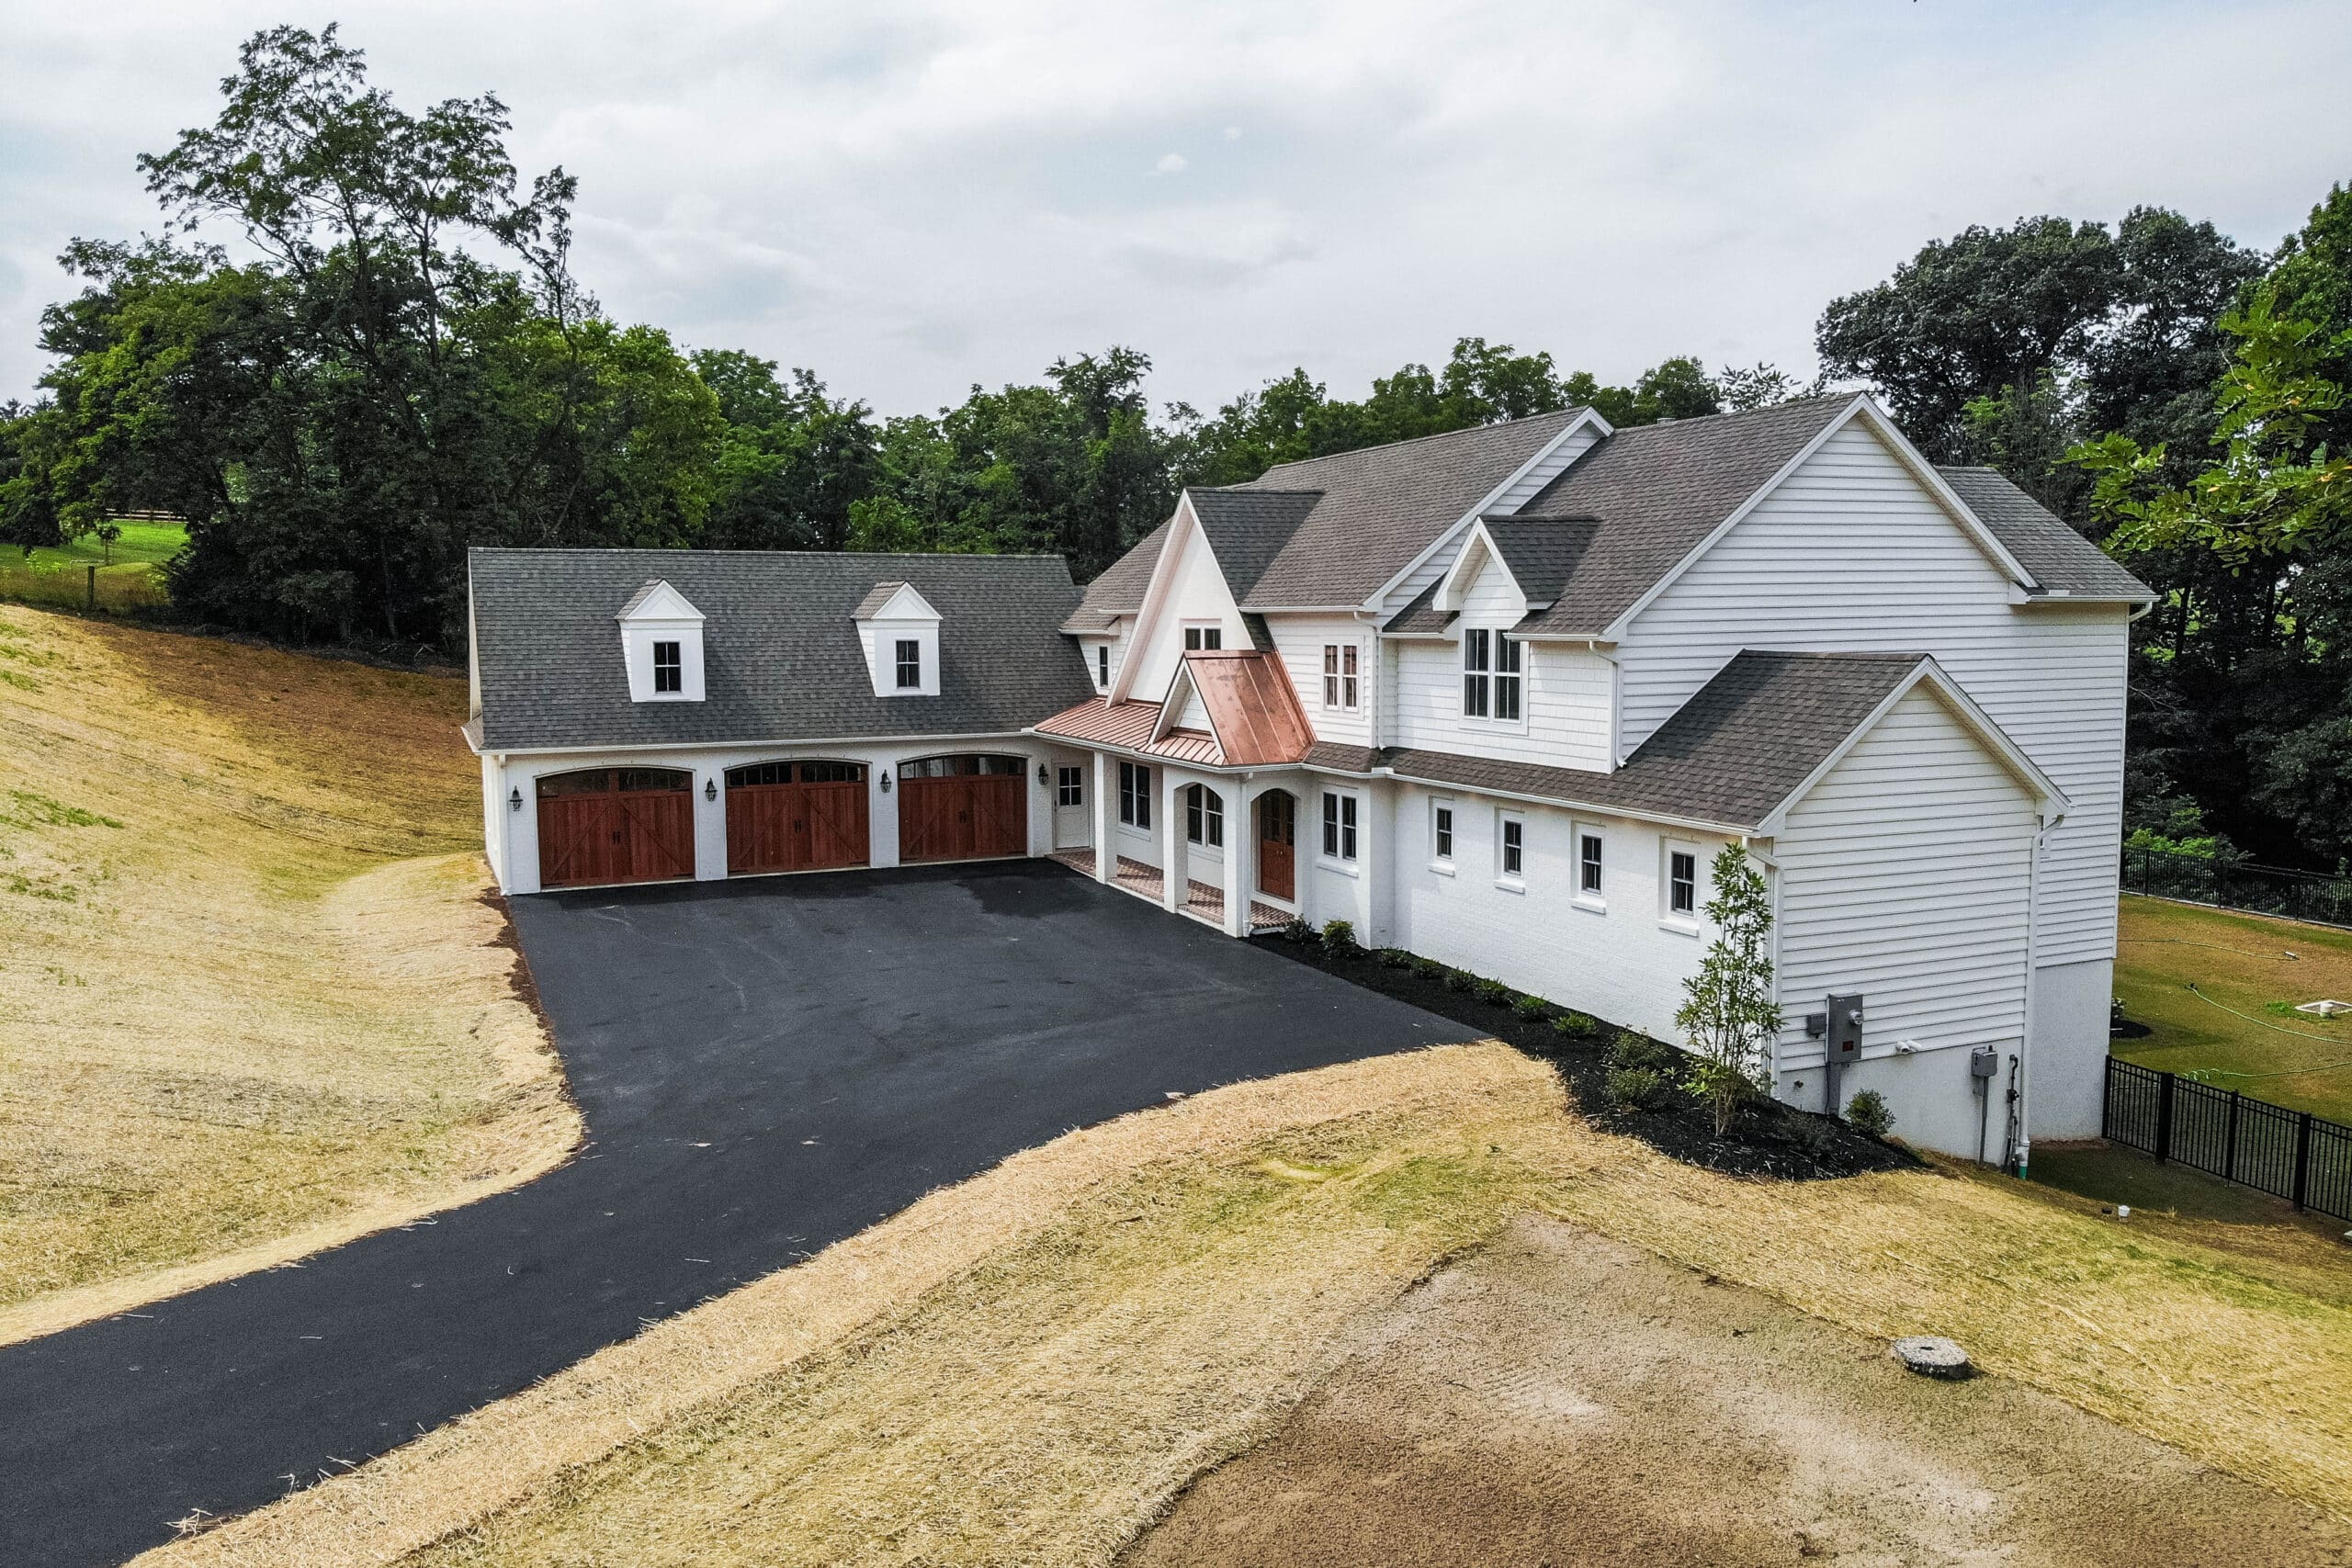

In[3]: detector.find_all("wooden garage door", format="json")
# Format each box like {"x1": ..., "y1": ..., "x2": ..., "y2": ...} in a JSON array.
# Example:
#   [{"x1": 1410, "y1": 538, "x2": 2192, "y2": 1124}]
[
  {"x1": 725, "y1": 761, "x2": 869, "y2": 875},
  {"x1": 898, "y1": 754, "x2": 1027, "y2": 863},
  {"x1": 537, "y1": 768, "x2": 695, "y2": 889}
]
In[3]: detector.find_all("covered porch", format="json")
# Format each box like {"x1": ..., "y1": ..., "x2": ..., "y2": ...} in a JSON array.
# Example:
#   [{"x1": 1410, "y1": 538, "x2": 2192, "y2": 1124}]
[{"x1": 1046, "y1": 846, "x2": 1293, "y2": 934}]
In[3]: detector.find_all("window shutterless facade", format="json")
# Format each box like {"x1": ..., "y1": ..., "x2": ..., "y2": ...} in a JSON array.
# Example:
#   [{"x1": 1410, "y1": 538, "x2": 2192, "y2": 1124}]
[
  {"x1": 1461, "y1": 627, "x2": 1489, "y2": 716},
  {"x1": 1183, "y1": 625, "x2": 1222, "y2": 650},
  {"x1": 1096, "y1": 645, "x2": 1110, "y2": 687},
  {"x1": 1493, "y1": 634, "x2": 1521, "y2": 722},
  {"x1": 1578, "y1": 831, "x2": 1603, "y2": 896},
  {"x1": 894, "y1": 638, "x2": 921, "y2": 689},
  {"x1": 652, "y1": 639, "x2": 683, "y2": 694},
  {"x1": 1057, "y1": 766, "x2": 1083, "y2": 807},
  {"x1": 1432, "y1": 801, "x2": 1454, "y2": 862},
  {"x1": 1323, "y1": 643, "x2": 1359, "y2": 710},
  {"x1": 1498, "y1": 812, "x2": 1525, "y2": 881},
  {"x1": 1668, "y1": 848, "x2": 1699, "y2": 919},
  {"x1": 1321, "y1": 791, "x2": 1357, "y2": 861},
  {"x1": 1185, "y1": 784, "x2": 1225, "y2": 847},
  {"x1": 1118, "y1": 761, "x2": 1152, "y2": 829}
]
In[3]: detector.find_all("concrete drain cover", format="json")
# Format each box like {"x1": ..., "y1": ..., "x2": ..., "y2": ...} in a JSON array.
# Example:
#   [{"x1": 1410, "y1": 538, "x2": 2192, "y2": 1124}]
[
  {"x1": 2294, "y1": 998, "x2": 2350, "y2": 1018},
  {"x1": 1891, "y1": 1337, "x2": 1972, "y2": 1378}
]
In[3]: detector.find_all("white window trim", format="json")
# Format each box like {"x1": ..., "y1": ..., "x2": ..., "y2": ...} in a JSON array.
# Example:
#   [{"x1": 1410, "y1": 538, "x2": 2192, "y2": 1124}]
[
  {"x1": 1429, "y1": 795, "x2": 1455, "y2": 875},
  {"x1": 1322, "y1": 641, "x2": 1363, "y2": 712},
  {"x1": 1181, "y1": 620, "x2": 1226, "y2": 651},
  {"x1": 1095, "y1": 644, "x2": 1111, "y2": 689},
  {"x1": 1057, "y1": 766, "x2": 1084, "y2": 807},
  {"x1": 1573, "y1": 822, "x2": 1606, "y2": 913},
  {"x1": 1185, "y1": 784, "x2": 1226, "y2": 848},
  {"x1": 1495, "y1": 807, "x2": 1527, "y2": 894},
  {"x1": 1660, "y1": 838, "x2": 1703, "y2": 934},
  {"x1": 894, "y1": 637, "x2": 922, "y2": 690},
  {"x1": 1118, "y1": 761, "x2": 1153, "y2": 830},
  {"x1": 1319, "y1": 789, "x2": 1360, "y2": 870},
  {"x1": 1459, "y1": 626, "x2": 1529, "y2": 734}
]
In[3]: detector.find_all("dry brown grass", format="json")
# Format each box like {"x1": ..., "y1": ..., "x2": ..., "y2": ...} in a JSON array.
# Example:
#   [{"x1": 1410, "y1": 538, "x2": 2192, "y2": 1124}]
[
  {"x1": 137, "y1": 1043, "x2": 2352, "y2": 1568},
  {"x1": 0, "y1": 607, "x2": 578, "y2": 1344}
]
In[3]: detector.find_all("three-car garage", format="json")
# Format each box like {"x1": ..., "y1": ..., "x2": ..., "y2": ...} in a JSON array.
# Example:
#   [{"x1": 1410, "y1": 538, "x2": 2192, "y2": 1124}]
[{"x1": 531, "y1": 752, "x2": 1036, "y2": 891}]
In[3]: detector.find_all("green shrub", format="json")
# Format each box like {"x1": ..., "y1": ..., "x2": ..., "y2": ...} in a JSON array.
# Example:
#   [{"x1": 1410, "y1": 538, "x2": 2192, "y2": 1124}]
[
  {"x1": 1551, "y1": 1010, "x2": 1597, "y2": 1038},
  {"x1": 1376, "y1": 948, "x2": 1414, "y2": 969},
  {"x1": 1413, "y1": 956, "x2": 1447, "y2": 981},
  {"x1": 1475, "y1": 978, "x2": 1512, "y2": 1007},
  {"x1": 1609, "y1": 1031, "x2": 1672, "y2": 1073},
  {"x1": 1791, "y1": 1113, "x2": 1838, "y2": 1158},
  {"x1": 1442, "y1": 968, "x2": 1474, "y2": 993},
  {"x1": 1320, "y1": 919, "x2": 1357, "y2": 954},
  {"x1": 1605, "y1": 1065, "x2": 1670, "y2": 1111},
  {"x1": 1282, "y1": 914, "x2": 1316, "y2": 943},
  {"x1": 1844, "y1": 1089, "x2": 1894, "y2": 1139},
  {"x1": 1511, "y1": 994, "x2": 1550, "y2": 1021}
]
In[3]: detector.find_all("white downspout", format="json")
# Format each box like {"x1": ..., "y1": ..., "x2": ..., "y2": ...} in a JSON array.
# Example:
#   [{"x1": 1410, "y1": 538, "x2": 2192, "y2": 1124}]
[{"x1": 2018, "y1": 816, "x2": 2047, "y2": 1178}]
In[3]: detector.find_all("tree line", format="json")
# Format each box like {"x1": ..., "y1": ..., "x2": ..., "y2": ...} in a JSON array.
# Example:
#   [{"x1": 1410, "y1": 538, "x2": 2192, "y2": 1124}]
[{"x1": 1, "y1": 25, "x2": 2346, "y2": 873}]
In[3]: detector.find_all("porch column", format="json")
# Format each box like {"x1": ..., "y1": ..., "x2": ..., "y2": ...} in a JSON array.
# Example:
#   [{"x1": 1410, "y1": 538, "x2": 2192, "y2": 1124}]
[
  {"x1": 1223, "y1": 784, "x2": 1250, "y2": 937},
  {"x1": 1161, "y1": 766, "x2": 1185, "y2": 913},
  {"x1": 1091, "y1": 750, "x2": 1113, "y2": 883}
]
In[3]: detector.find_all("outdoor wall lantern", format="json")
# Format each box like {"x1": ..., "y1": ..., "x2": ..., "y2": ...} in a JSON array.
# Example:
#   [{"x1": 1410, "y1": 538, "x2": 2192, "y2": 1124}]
[
  {"x1": 1036, "y1": 762, "x2": 1049, "y2": 786},
  {"x1": 879, "y1": 768, "x2": 892, "y2": 794},
  {"x1": 705, "y1": 778, "x2": 718, "y2": 802},
  {"x1": 508, "y1": 786, "x2": 522, "y2": 813}
]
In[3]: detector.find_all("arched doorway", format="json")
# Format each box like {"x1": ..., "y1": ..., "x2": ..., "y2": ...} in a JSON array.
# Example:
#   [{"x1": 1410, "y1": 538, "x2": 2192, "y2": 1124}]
[
  {"x1": 1256, "y1": 789, "x2": 1296, "y2": 901},
  {"x1": 725, "y1": 760, "x2": 869, "y2": 874},
  {"x1": 898, "y1": 754, "x2": 1028, "y2": 863},
  {"x1": 536, "y1": 767, "x2": 695, "y2": 889}
]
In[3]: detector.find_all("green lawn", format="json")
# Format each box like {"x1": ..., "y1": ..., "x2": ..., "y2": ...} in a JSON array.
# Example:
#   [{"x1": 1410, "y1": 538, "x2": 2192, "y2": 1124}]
[
  {"x1": 1, "y1": 520, "x2": 183, "y2": 613},
  {"x1": 2113, "y1": 893, "x2": 2352, "y2": 1124}
]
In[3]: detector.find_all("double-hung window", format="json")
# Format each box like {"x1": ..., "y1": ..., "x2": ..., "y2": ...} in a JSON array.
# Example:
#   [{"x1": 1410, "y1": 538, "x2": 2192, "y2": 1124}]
[
  {"x1": 1498, "y1": 812, "x2": 1525, "y2": 884},
  {"x1": 1185, "y1": 784, "x2": 1225, "y2": 847},
  {"x1": 895, "y1": 638, "x2": 922, "y2": 689},
  {"x1": 1322, "y1": 644, "x2": 1359, "y2": 710},
  {"x1": 1668, "y1": 848, "x2": 1699, "y2": 920},
  {"x1": 1118, "y1": 761, "x2": 1152, "y2": 829},
  {"x1": 1057, "y1": 766, "x2": 1083, "y2": 807},
  {"x1": 652, "y1": 640, "x2": 683, "y2": 694},
  {"x1": 1183, "y1": 625, "x2": 1223, "y2": 650},
  {"x1": 1493, "y1": 634, "x2": 1522, "y2": 722},
  {"x1": 1432, "y1": 801, "x2": 1454, "y2": 863},
  {"x1": 1096, "y1": 645, "x2": 1110, "y2": 687},
  {"x1": 1578, "y1": 830, "x2": 1604, "y2": 898},
  {"x1": 1321, "y1": 791, "x2": 1357, "y2": 862},
  {"x1": 1461, "y1": 628, "x2": 1490, "y2": 717}
]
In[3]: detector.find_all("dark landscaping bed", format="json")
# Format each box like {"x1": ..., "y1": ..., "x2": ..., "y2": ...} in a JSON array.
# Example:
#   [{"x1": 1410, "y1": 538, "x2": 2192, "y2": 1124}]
[{"x1": 1257, "y1": 932, "x2": 1917, "y2": 1181}]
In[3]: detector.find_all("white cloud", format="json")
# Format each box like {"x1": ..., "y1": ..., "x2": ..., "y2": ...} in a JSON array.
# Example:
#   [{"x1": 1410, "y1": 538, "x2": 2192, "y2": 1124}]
[{"x1": 2, "y1": 0, "x2": 2348, "y2": 419}]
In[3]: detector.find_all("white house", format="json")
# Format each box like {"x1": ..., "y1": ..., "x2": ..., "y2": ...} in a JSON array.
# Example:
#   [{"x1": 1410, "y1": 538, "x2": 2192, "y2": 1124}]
[{"x1": 465, "y1": 393, "x2": 2152, "y2": 1162}]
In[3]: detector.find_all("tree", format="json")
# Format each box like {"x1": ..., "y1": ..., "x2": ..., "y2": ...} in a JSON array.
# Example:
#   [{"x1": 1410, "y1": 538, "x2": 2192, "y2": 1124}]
[{"x1": 1673, "y1": 844, "x2": 1781, "y2": 1136}]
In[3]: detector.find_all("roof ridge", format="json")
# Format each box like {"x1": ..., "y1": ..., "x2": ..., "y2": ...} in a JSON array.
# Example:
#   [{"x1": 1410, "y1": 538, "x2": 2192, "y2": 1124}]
[
  {"x1": 469, "y1": 547, "x2": 1073, "y2": 561},
  {"x1": 1252, "y1": 403, "x2": 1588, "y2": 477},
  {"x1": 1603, "y1": 391, "x2": 1854, "y2": 438}
]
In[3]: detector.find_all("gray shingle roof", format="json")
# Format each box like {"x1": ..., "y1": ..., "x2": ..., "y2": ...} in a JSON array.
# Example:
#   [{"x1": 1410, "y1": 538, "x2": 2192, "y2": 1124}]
[
  {"x1": 1227, "y1": 408, "x2": 1591, "y2": 605},
  {"x1": 1936, "y1": 466, "x2": 2154, "y2": 601},
  {"x1": 1188, "y1": 488, "x2": 1324, "y2": 603},
  {"x1": 850, "y1": 580, "x2": 910, "y2": 618},
  {"x1": 1509, "y1": 397, "x2": 1853, "y2": 637},
  {"x1": 1064, "y1": 521, "x2": 1169, "y2": 632},
  {"x1": 470, "y1": 548, "x2": 1092, "y2": 751},
  {"x1": 1306, "y1": 651, "x2": 1929, "y2": 829}
]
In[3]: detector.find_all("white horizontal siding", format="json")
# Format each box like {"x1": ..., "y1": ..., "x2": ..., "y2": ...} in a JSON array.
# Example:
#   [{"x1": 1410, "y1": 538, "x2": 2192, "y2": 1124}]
[
  {"x1": 1268, "y1": 613, "x2": 1374, "y2": 747},
  {"x1": 1774, "y1": 686, "x2": 2038, "y2": 1075},
  {"x1": 1389, "y1": 549, "x2": 1612, "y2": 768},
  {"x1": 1615, "y1": 418, "x2": 2127, "y2": 968}
]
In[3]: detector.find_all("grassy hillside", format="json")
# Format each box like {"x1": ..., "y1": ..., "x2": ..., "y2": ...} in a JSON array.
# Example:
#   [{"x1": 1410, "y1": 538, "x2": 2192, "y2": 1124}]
[
  {"x1": 147, "y1": 1047, "x2": 2351, "y2": 1567},
  {"x1": 0, "y1": 520, "x2": 183, "y2": 615},
  {"x1": 2115, "y1": 895, "x2": 2352, "y2": 1122},
  {"x1": 0, "y1": 607, "x2": 577, "y2": 1343}
]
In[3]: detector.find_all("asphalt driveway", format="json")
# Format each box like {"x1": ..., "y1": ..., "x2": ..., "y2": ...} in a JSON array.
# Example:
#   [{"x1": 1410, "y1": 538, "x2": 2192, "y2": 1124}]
[{"x1": 0, "y1": 861, "x2": 1474, "y2": 1566}]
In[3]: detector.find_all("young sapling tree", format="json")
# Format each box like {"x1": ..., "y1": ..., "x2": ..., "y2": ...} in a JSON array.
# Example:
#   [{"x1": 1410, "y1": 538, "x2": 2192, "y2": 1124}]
[{"x1": 1674, "y1": 843, "x2": 1782, "y2": 1136}]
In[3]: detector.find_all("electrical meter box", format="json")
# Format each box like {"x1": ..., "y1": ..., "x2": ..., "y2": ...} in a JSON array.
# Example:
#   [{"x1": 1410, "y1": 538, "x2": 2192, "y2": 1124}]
[
  {"x1": 1825, "y1": 993, "x2": 1864, "y2": 1063},
  {"x1": 1970, "y1": 1044, "x2": 1999, "y2": 1080}
]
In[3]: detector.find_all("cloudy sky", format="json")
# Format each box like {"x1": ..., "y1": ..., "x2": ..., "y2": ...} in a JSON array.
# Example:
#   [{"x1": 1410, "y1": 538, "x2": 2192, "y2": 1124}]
[{"x1": 4, "y1": 1, "x2": 2347, "y2": 417}]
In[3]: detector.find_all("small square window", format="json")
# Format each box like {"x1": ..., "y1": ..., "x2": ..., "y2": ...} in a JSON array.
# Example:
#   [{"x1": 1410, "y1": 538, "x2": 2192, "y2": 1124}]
[
  {"x1": 895, "y1": 638, "x2": 921, "y2": 689},
  {"x1": 1433, "y1": 802, "x2": 1454, "y2": 862},
  {"x1": 1499, "y1": 814, "x2": 1524, "y2": 881},
  {"x1": 1579, "y1": 832, "x2": 1603, "y2": 896},
  {"x1": 1669, "y1": 849, "x2": 1699, "y2": 918},
  {"x1": 1057, "y1": 766, "x2": 1083, "y2": 807},
  {"x1": 652, "y1": 640, "x2": 682, "y2": 694},
  {"x1": 1183, "y1": 625, "x2": 1222, "y2": 650}
]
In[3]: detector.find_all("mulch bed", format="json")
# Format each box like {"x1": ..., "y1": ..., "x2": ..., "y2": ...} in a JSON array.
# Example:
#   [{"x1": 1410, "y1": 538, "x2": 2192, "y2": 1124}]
[{"x1": 1258, "y1": 933, "x2": 1917, "y2": 1181}]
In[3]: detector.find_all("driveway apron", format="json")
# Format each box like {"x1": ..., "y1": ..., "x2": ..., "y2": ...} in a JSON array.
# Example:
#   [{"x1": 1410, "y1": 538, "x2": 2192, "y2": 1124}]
[{"x1": 0, "y1": 862, "x2": 1475, "y2": 1566}]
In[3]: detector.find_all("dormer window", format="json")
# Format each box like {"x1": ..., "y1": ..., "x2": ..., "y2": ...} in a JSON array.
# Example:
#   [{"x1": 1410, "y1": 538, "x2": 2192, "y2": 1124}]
[
  {"x1": 896, "y1": 638, "x2": 922, "y2": 689},
  {"x1": 616, "y1": 580, "x2": 705, "y2": 704},
  {"x1": 854, "y1": 580, "x2": 942, "y2": 697},
  {"x1": 653, "y1": 641, "x2": 683, "y2": 694}
]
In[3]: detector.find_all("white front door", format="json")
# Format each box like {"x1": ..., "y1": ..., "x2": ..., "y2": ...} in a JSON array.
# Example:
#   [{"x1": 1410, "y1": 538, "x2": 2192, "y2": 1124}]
[{"x1": 1052, "y1": 762, "x2": 1091, "y2": 849}]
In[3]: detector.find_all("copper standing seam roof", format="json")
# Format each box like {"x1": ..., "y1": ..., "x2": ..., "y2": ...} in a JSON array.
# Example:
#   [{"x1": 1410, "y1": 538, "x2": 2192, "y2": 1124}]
[{"x1": 1030, "y1": 651, "x2": 1317, "y2": 769}]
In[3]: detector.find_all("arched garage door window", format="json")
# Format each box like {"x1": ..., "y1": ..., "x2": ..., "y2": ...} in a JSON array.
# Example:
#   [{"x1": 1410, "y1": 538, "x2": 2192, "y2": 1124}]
[
  {"x1": 536, "y1": 767, "x2": 695, "y2": 889},
  {"x1": 898, "y1": 754, "x2": 1027, "y2": 863},
  {"x1": 725, "y1": 760, "x2": 870, "y2": 875}
]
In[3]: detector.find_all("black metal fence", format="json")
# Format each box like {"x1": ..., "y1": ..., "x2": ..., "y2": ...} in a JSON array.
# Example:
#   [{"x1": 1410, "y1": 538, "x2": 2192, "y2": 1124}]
[
  {"x1": 2104, "y1": 1056, "x2": 2352, "y2": 1222},
  {"x1": 2120, "y1": 844, "x2": 2352, "y2": 929}
]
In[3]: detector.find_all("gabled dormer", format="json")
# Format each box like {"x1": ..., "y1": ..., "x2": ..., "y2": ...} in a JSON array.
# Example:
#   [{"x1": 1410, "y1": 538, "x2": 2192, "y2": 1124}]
[
  {"x1": 854, "y1": 581, "x2": 942, "y2": 697},
  {"x1": 617, "y1": 579, "x2": 705, "y2": 703}
]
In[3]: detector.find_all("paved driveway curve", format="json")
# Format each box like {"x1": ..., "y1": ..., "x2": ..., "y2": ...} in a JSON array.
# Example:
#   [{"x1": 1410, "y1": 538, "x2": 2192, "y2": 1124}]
[{"x1": 1, "y1": 862, "x2": 1474, "y2": 1566}]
